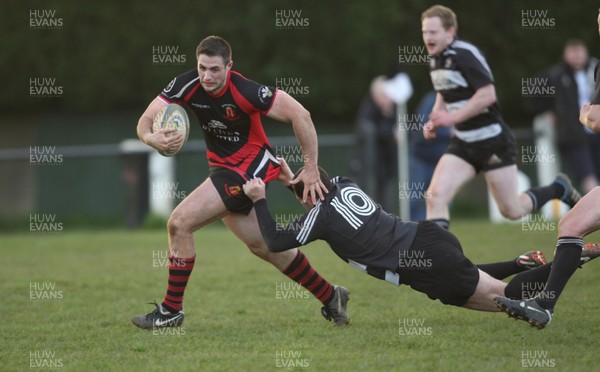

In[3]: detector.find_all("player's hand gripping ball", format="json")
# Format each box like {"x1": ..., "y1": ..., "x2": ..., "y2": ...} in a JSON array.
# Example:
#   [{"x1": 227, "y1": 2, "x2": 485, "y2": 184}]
[{"x1": 152, "y1": 103, "x2": 190, "y2": 156}]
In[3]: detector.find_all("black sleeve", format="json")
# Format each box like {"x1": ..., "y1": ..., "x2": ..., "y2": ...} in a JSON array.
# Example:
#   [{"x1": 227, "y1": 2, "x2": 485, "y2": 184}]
[
  {"x1": 158, "y1": 69, "x2": 199, "y2": 104},
  {"x1": 592, "y1": 62, "x2": 600, "y2": 105},
  {"x1": 331, "y1": 176, "x2": 353, "y2": 185},
  {"x1": 231, "y1": 72, "x2": 278, "y2": 113},
  {"x1": 253, "y1": 199, "x2": 306, "y2": 252},
  {"x1": 456, "y1": 49, "x2": 494, "y2": 90}
]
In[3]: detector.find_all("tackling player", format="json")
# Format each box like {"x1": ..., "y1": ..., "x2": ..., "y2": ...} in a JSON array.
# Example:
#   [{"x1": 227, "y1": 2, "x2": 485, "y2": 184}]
[
  {"x1": 420, "y1": 5, "x2": 581, "y2": 230},
  {"x1": 243, "y1": 160, "x2": 599, "y2": 314},
  {"x1": 131, "y1": 36, "x2": 349, "y2": 329},
  {"x1": 494, "y1": 8, "x2": 600, "y2": 329}
]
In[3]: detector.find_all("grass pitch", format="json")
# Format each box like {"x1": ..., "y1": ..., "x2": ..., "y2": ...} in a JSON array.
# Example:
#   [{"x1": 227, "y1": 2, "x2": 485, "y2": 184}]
[{"x1": 2, "y1": 221, "x2": 599, "y2": 371}]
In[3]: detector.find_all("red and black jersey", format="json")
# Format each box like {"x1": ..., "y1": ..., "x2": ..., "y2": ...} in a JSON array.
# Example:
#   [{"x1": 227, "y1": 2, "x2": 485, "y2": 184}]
[{"x1": 158, "y1": 69, "x2": 281, "y2": 182}]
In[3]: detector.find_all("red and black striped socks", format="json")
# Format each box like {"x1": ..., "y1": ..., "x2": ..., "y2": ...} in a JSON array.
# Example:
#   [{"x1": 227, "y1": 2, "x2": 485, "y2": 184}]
[
  {"x1": 282, "y1": 251, "x2": 334, "y2": 305},
  {"x1": 161, "y1": 252, "x2": 332, "y2": 312},
  {"x1": 161, "y1": 255, "x2": 195, "y2": 313}
]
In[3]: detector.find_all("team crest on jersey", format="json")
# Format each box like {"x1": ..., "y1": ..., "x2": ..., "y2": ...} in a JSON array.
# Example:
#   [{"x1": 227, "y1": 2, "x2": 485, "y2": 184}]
[
  {"x1": 222, "y1": 104, "x2": 240, "y2": 120},
  {"x1": 444, "y1": 57, "x2": 453, "y2": 69},
  {"x1": 258, "y1": 86, "x2": 273, "y2": 104},
  {"x1": 224, "y1": 184, "x2": 242, "y2": 196},
  {"x1": 207, "y1": 120, "x2": 228, "y2": 129}
]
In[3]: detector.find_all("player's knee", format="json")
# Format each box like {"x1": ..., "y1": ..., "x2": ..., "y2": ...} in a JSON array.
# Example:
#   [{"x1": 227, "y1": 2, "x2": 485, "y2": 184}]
[
  {"x1": 167, "y1": 211, "x2": 189, "y2": 236},
  {"x1": 426, "y1": 187, "x2": 445, "y2": 207},
  {"x1": 558, "y1": 214, "x2": 581, "y2": 237},
  {"x1": 498, "y1": 206, "x2": 522, "y2": 220},
  {"x1": 246, "y1": 241, "x2": 270, "y2": 259}
]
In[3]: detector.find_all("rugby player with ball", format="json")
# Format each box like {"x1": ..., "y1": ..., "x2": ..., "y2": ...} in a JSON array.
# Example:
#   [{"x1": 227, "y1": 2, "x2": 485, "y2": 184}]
[{"x1": 132, "y1": 36, "x2": 349, "y2": 329}]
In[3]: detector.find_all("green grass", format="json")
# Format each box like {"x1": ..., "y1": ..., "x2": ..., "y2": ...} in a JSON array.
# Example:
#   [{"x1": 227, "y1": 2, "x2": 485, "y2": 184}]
[{"x1": 2, "y1": 221, "x2": 600, "y2": 371}]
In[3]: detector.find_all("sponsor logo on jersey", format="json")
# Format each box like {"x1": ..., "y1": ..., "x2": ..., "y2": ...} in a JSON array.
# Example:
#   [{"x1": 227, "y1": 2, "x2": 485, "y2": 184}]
[
  {"x1": 222, "y1": 104, "x2": 240, "y2": 120},
  {"x1": 430, "y1": 69, "x2": 468, "y2": 91},
  {"x1": 258, "y1": 86, "x2": 273, "y2": 104},
  {"x1": 207, "y1": 120, "x2": 228, "y2": 129}
]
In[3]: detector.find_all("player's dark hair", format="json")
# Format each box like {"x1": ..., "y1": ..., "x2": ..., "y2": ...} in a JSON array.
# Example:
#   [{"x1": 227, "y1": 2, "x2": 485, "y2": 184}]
[
  {"x1": 421, "y1": 5, "x2": 458, "y2": 32},
  {"x1": 196, "y1": 35, "x2": 232, "y2": 64},
  {"x1": 291, "y1": 166, "x2": 332, "y2": 200}
]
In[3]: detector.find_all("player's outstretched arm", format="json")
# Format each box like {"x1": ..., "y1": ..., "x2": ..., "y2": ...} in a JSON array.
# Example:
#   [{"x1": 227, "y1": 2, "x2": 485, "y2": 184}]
[
  {"x1": 266, "y1": 91, "x2": 328, "y2": 204},
  {"x1": 137, "y1": 97, "x2": 183, "y2": 154},
  {"x1": 580, "y1": 103, "x2": 600, "y2": 132},
  {"x1": 242, "y1": 178, "x2": 304, "y2": 252}
]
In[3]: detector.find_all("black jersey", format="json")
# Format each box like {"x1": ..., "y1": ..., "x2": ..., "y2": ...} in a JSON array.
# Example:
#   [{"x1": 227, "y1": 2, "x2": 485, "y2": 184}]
[
  {"x1": 158, "y1": 69, "x2": 281, "y2": 182},
  {"x1": 254, "y1": 177, "x2": 419, "y2": 285},
  {"x1": 591, "y1": 62, "x2": 600, "y2": 105},
  {"x1": 429, "y1": 38, "x2": 506, "y2": 139}
]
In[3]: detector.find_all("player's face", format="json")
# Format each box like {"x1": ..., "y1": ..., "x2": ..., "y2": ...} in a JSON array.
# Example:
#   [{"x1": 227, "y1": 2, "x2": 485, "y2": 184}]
[
  {"x1": 197, "y1": 54, "x2": 232, "y2": 94},
  {"x1": 597, "y1": 13, "x2": 600, "y2": 36},
  {"x1": 422, "y1": 17, "x2": 455, "y2": 56}
]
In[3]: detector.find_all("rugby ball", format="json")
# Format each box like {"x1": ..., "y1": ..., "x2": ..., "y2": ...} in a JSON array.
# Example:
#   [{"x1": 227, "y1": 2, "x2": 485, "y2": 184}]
[{"x1": 152, "y1": 103, "x2": 190, "y2": 156}]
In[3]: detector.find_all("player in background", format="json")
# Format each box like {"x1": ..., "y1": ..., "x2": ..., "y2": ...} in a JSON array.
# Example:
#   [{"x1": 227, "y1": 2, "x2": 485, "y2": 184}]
[
  {"x1": 420, "y1": 5, "x2": 581, "y2": 230},
  {"x1": 132, "y1": 36, "x2": 349, "y2": 329},
  {"x1": 243, "y1": 159, "x2": 600, "y2": 314},
  {"x1": 494, "y1": 9, "x2": 600, "y2": 329}
]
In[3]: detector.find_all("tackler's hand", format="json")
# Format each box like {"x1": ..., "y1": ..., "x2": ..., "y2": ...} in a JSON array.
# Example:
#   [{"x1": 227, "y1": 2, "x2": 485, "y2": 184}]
[{"x1": 242, "y1": 178, "x2": 267, "y2": 202}]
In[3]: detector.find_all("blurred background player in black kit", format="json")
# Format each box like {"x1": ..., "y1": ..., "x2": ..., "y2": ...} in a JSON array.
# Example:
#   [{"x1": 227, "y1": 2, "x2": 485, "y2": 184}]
[
  {"x1": 532, "y1": 39, "x2": 600, "y2": 194},
  {"x1": 420, "y1": 5, "x2": 581, "y2": 230},
  {"x1": 243, "y1": 159, "x2": 599, "y2": 315}
]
